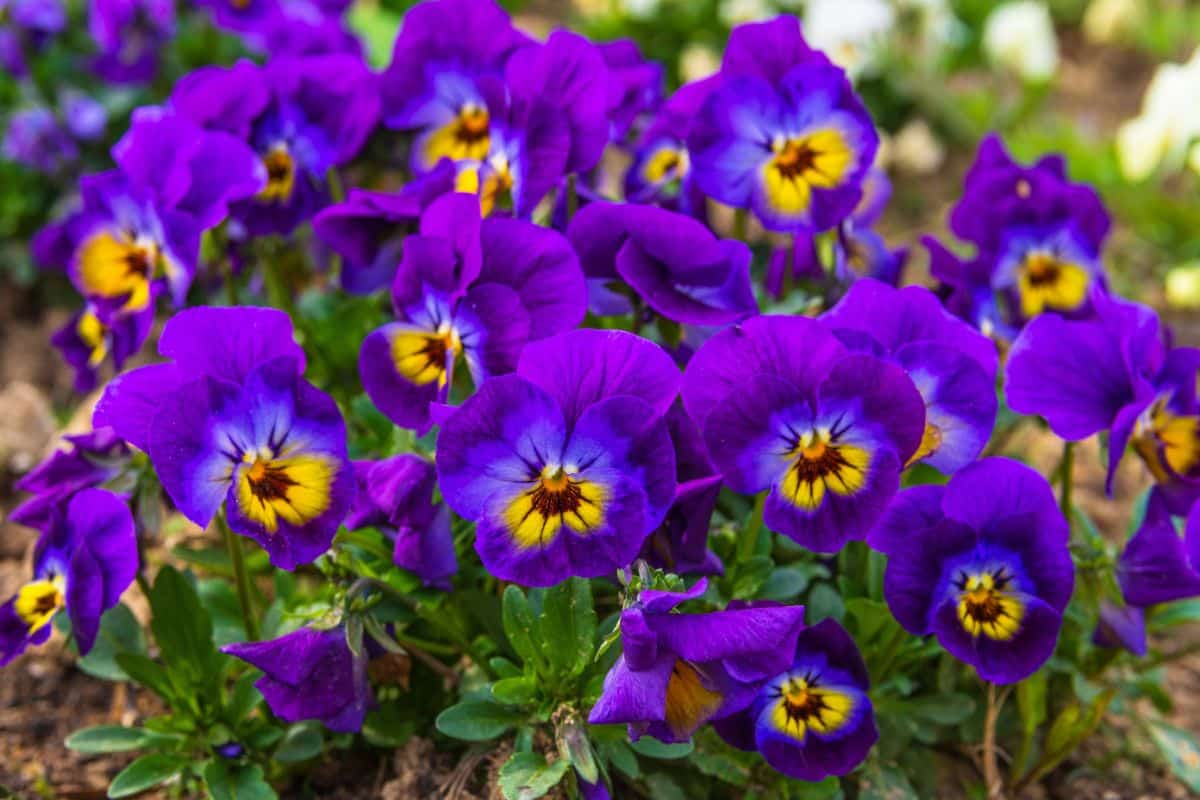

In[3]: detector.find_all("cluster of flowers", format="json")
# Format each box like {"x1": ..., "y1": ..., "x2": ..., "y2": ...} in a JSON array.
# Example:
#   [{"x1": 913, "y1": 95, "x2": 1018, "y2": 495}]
[{"x1": 4, "y1": 0, "x2": 1200, "y2": 791}]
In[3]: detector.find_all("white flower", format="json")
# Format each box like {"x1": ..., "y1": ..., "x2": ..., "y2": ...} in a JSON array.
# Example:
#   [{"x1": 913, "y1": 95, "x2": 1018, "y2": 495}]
[
  {"x1": 1082, "y1": 0, "x2": 1142, "y2": 44},
  {"x1": 1116, "y1": 48, "x2": 1200, "y2": 181},
  {"x1": 804, "y1": 0, "x2": 895, "y2": 79},
  {"x1": 679, "y1": 43, "x2": 721, "y2": 83},
  {"x1": 621, "y1": 0, "x2": 661, "y2": 19},
  {"x1": 982, "y1": 1, "x2": 1059, "y2": 83},
  {"x1": 717, "y1": 0, "x2": 773, "y2": 27}
]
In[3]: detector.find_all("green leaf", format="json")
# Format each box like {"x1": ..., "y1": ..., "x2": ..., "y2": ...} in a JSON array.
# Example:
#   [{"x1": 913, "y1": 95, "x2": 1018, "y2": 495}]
[
  {"x1": 107, "y1": 754, "x2": 186, "y2": 798},
  {"x1": 204, "y1": 760, "x2": 279, "y2": 800},
  {"x1": 537, "y1": 578, "x2": 596, "y2": 678},
  {"x1": 435, "y1": 701, "x2": 525, "y2": 741},
  {"x1": 224, "y1": 673, "x2": 262, "y2": 722},
  {"x1": 846, "y1": 598, "x2": 896, "y2": 644},
  {"x1": 274, "y1": 722, "x2": 324, "y2": 763},
  {"x1": 75, "y1": 603, "x2": 146, "y2": 681},
  {"x1": 149, "y1": 567, "x2": 221, "y2": 680},
  {"x1": 502, "y1": 586, "x2": 543, "y2": 671},
  {"x1": 629, "y1": 737, "x2": 693, "y2": 759},
  {"x1": 492, "y1": 676, "x2": 539, "y2": 706},
  {"x1": 806, "y1": 583, "x2": 846, "y2": 624},
  {"x1": 65, "y1": 725, "x2": 149, "y2": 754},
  {"x1": 905, "y1": 693, "x2": 976, "y2": 726},
  {"x1": 857, "y1": 760, "x2": 919, "y2": 800},
  {"x1": 598, "y1": 740, "x2": 639, "y2": 779},
  {"x1": 760, "y1": 567, "x2": 810, "y2": 601},
  {"x1": 730, "y1": 555, "x2": 774, "y2": 599},
  {"x1": 114, "y1": 653, "x2": 175, "y2": 700},
  {"x1": 1017, "y1": 672, "x2": 1047, "y2": 735},
  {"x1": 1148, "y1": 721, "x2": 1200, "y2": 792},
  {"x1": 498, "y1": 753, "x2": 569, "y2": 800},
  {"x1": 1150, "y1": 598, "x2": 1200, "y2": 629}
]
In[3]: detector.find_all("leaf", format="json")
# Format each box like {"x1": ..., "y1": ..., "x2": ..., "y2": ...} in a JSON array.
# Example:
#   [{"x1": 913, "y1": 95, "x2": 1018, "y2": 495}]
[
  {"x1": 274, "y1": 722, "x2": 324, "y2": 763},
  {"x1": 1017, "y1": 671, "x2": 1047, "y2": 735},
  {"x1": 845, "y1": 598, "x2": 896, "y2": 644},
  {"x1": 730, "y1": 555, "x2": 774, "y2": 599},
  {"x1": 491, "y1": 676, "x2": 539, "y2": 706},
  {"x1": 76, "y1": 603, "x2": 146, "y2": 681},
  {"x1": 760, "y1": 567, "x2": 810, "y2": 601},
  {"x1": 114, "y1": 653, "x2": 175, "y2": 700},
  {"x1": 107, "y1": 753, "x2": 186, "y2": 798},
  {"x1": 629, "y1": 737, "x2": 694, "y2": 759},
  {"x1": 204, "y1": 760, "x2": 279, "y2": 800},
  {"x1": 435, "y1": 701, "x2": 526, "y2": 741},
  {"x1": 857, "y1": 760, "x2": 919, "y2": 800},
  {"x1": 1149, "y1": 721, "x2": 1200, "y2": 792},
  {"x1": 498, "y1": 753, "x2": 569, "y2": 800},
  {"x1": 502, "y1": 586, "x2": 543, "y2": 671},
  {"x1": 905, "y1": 693, "x2": 976, "y2": 726},
  {"x1": 1150, "y1": 598, "x2": 1200, "y2": 629},
  {"x1": 598, "y1": 740, "x2": 639, "y2": 779},
  {"x1": 538, "y1": 578, "x2": 596, "y2": 679},
  {"x1": 806, "y1": 583, "x2": 846, "y2": 625},
  {"x1": 149, "y1": 567, "x2": 221, "y2": 680},
  {"x1": 65, "y1": 725, "x2": 149, "y2": 754}
]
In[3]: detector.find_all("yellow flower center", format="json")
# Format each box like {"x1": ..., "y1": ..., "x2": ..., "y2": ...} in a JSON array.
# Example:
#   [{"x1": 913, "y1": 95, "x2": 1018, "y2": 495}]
[
  {"x1": 955, "y1": 570, "x2": 1024, "y2": 640},
  {"x1": 15, "y1": 577, "x2": 66, "y2": 634},
  {"x1": 234, "y1": 450, "x2": 338, "y2": 534},
  {"x1": 1016, "y1": 250, "x2": 1090, "y2": 317},
  {"x1": 780, "y1": 428, "x2": 871, "y2": 511},
  {"x1": 259, "y1": 144, "x2": 296, "y2": 202},
  {"x1": 390, "y1": 325, "x2": 462, "y2": 389},
  {"x1": 503, "y1": 465, "x2": 608, "y2": 549}
]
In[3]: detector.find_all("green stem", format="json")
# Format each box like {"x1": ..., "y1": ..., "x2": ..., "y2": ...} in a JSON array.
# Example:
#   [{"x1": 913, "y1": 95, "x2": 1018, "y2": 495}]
[
  {"x1": 218, "y1": 513, "x2": 260, "y2": 641},
  {"x1": 738, "y1": 492, "x2": 767, "y2": 564},
  {"x1": 871, "y1": 625, "x2": 908, "y2": 682},
  {"x1": 983, "y1": 682, "x2": 1007, "y2": 799},
  {"x1": 1059, "y1": 441, "x2": 1075, "y2": 531},
  {"x1": 566, "y1": 173, "x2": 579, "y2": 222},
  {"x1": 732, "y1": 208, "x2": 748, "y2": 242}
]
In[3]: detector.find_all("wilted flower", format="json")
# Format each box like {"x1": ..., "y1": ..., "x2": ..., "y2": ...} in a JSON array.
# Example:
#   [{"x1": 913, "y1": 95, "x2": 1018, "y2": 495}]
[
  {"x1": 982, "y1": 1, "x2": 1059, "y2": 84},
  {"x1": 682, "y1": 315, "x2": 925, "y2": 552},
  {"x1": 436, "y1": 329, "x2": 678, "y2": 586},
  {"x1": 879, "y1": 458, "x2": 1073, "y2": 684},
  {"x1": 588, "y1": 580, "x2": 806, "y2": 743},
  {"x1": 1, "y1": 489, "x2": 137, "y2": 664},
  {"x1": 714, "y1": 619, "x2": 877, "y2": 781}
]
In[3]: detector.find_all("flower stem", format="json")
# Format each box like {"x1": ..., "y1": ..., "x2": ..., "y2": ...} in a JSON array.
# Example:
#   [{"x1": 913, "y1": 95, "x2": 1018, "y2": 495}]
[
  {"x1": 218, "y1": 513, "x2": 260, "y2": 641},
  {"x1": 566, "y1": 174, "x2": 579, "y2": 222},
  {"x1": 983, "y1": 682, "x2": 1008, "y2": 800},
  {"x1": 1059, "y1": 441, "x2": 1075, "y2": 532}
]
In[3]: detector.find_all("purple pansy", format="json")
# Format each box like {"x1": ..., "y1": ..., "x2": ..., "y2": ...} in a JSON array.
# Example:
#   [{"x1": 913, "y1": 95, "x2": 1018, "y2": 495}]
[
  {"x1": 624, "y1": 77, "x2": 715, "y2": 219},
  {"x1": 223, "y1": 625, "x2": 372, "y2": 733},
  {"x1": 346, "y1": 455, "x2": 456, "y2": 590},
  {"x1": 566, "y1": 201, "x2": 756, "y2": 326},
  {"x1": 879, "y1": 458, "x2": 1073, "y2": 684},
  {"x1": 713, "y1": 619, "x2": 877, "y2": 781},
  {"x1": 88, "y1": 0, "x2": 175, "y2": 83},
  {"x1": 3, "y1": 108, "x2": 76, "y2": 175},
  {"x1": 1, "y1": 489, "x2": 137, "y2": 664},
  {"x1": 681, "y1": 315, "x2": 925, "y2": 553},
  {"x1": 0, "y1": 0, "x2": 65, "y2": 75},
  {"x1": 52, "y1": 298, "x2": 157, "y2": 394},
  {"x1": 822, "y1": 279, "x2": 998, "y2": 474},
  {"x1": 599, "y1": 39, "x2": 663, "y2": 144},
  {"x1": 1116, "y1": 493, "x2": 1200, "y2": 607},
  {"x1": 436, "y1": 329, "x2": 679, "y2": 586},
  {"x1": 10, "y1": 428, "x2": 129, "y2": 529},
  {"x1": 359, "y1": 193, "x2": 586, "y2": 432},
  {"x1": 588, "y1": 580, "x2": 806, "y2": 744},
  {"x1": 1091, "y1": 601, "x2": 1147, "y2": 657}
]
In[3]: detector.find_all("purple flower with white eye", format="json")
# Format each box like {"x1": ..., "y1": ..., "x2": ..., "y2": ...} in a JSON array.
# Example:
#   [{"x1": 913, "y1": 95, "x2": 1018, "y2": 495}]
[
  {"x1": 346, "y1": 455, "x2": 456, "y2": 590},
  {"x1": 223, "y1": 625, "x2": 372, "y2": 732},
  {"x1": 682, "y1": 315, "x2": 926, "y2": 553},
  {"x1": 588, "y1": 579, "x2": 806, "y2": 744},
  {"x1": 62, "y1": 92, "x2": 107, "y2": 141},
  {"x1": 822, "y1": 279, "x2": 998, "y2": 474},
  {"x1": 714, "y1": 620, "x2": 877, "y2": 781},
  {"x1": 88, "y1": 0, "x2": 175, "y2": 83},
  {"x1": 1, "y1": 489, "x2": 137, "y2": 664},
  {"x1": 436, "y1": 329, "x2": 679, "y2": 586},
  {"x1": 358, "y1": 193, "x2": 586, "y2": 433},
  {"x1": 566, "y1": 201, "x2": 756, "y2": 326},
  {"x1": 879, "y1": 458, "x2": 1073, "y2": 684}
]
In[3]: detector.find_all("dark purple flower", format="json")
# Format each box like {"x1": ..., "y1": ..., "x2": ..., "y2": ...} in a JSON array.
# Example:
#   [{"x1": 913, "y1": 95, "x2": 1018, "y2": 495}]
[
  {"x1": 1, "y1": 489, "x2": 137, "y2": 664},
  {"x1": 599, "y1": 39, "x2": 663, "y2": 144},
  {"x1": 588, "y1": 579, "x2": 806, "y2": 743},
  {"x1": 3, "y1": 108, "x2": 76, "y2": 174},
  {"x1": 11, "y1": 428, "x2": 129, "y2": 523},
  {"x1": 312, "y1": 162, "x2": 455, "y2": 295},
  {"x1": 359, "y1": 193, "x2": 586, "y2": 432},
  {"x1": 1116, "y1": 492, "x2": 1200, "y2": 607},
  {"x1": 1091, "y1": 601, "x2": 1147, "y2": 657},
  {"x1": 566, "y1": 201, "x2": 756, "y2": 326},
  {"x1": 346, "y1": 455, "x2": 456, "y2": 590},
  {"x1": 822, "y1": 279, "x2": 998, "y2": 474},
  {"x1": 436, "y1": 329, "x2": 679, "y2": 586},
  {"x1": 624, "y1": 77, "x2": 715, "y2": 218},
  {"x1": 713, "y1": 619, "x2": 876, "y2": 781},
  {"x1": 0, "y1": 0, "x2": 65, "y2": 73},
  {"x1": 681, "y1": 316, "x2": 925, "y2": 553},
  {"x1": 879, "y1": 458, "x2": 1073, "y2": 684},
  {"x1": 223, "y1": 625, "x2": 372, "y2": 733},
  {"x1": 88, "y1": 0, "x2": 175, "y2": 83}
]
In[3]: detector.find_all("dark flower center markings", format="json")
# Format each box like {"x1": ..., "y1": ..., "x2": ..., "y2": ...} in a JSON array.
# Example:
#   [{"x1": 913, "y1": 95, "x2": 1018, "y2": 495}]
[
  {"x1": 259, "y1": 144, "x2": 296, "y2": 202},
  {"x1": 779, "y1": 422, "x2": 870, "y2": 510},
  {"x1": 769, "y1": 670, "x2": 855, "y2": 740},
  {"x1": 234, "y1": 450, "x2": 338, "y2": 534},
  {"x1": 954, "y1": 567, "x2": 1024, "y2": 640},
  {"x1": 504, "y1": 466, "x2": 607, "y2": 549}
]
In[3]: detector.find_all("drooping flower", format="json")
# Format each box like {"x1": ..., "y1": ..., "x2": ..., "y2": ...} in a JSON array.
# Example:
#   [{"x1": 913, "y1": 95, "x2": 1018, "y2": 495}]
[
  {"x1": 1, "y1": 489, "x2": 137, "y2": 665},
  {"x1": 88, "y1": 0, "x2": 175, "y2": 84},
  {"x1": 1005, "y1": 290, "x2": 1200, "y2": 507},
  {"x1": 346, "y1": 455, "x2": 456, "y2": 590},
  {"x1": 1116, "y1": 492, "x2": 1200, "y2": 607},
  {"x1": 713, "y1": 619, "x2": 877, "y2": 781},
  {"x1": 436, "y1": 329, "x2": 678, "y2": 586},
  {"x1": 1091, "y1": 601, "x2": 1147, "y2": 657},
  {"x1": 879, "y1": 458, "x2": 1073, "y2": 684},
  {"x1": 821, "y1": 279, "x2": 998, "y2": 474},
  {"x1": 588, "y1": 580, "x2": 806, "y2": 743},
  {"x1": 566, "y1": 201, "x2": 756, "y2": 326},
  {"x1": 623, "y1": 77, "x2": 715, "y2": 218},
  {"x1": 312, "y1": 161, "x2": 455, "y2": 294},
  {"x1": 10, "y1": 428, "x2": 130, "y2": 531},
  {"x1": 172, "y1": 55, "x2": 379, "y2": 235},
  {"x1": 681, "y1": 315, "x2": 925, "y2": 552},
  {"x1": 223, "y1": 625, "x2": 372, "y2": 732},
  {"x1": 94, "y1": 306, "x2": 353, "y2": 569},
  {"x1": 359, "y1": 193, "x2": 586, "y2": 433},
  {"x1": 688, "y1": 16, "x2": 879, "y2": 233}
]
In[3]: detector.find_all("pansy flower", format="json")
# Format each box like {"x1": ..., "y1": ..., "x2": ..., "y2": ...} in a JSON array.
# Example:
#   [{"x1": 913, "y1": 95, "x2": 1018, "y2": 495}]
[
  {"x1": 436, "y1": 329, "x2": 678, "y2": 586},
  {"x1": 10, "y1": 428, "x2": 130, "y2": 531},
  {"x1": 588, "y1": 580, "x2": 806, "y2": 743},
  {"x1": 94, "y1": 307, "x2": 353, "y2": 569},
  {"x1": 1091, "y1": 601, "x2": 1147, "y2": 657},
  {"x1": 223, "y1": 624, "x2": 372, "y2": 732},
  {"x1": 623, "y1": 77, "x2": 715, "y2": 218},
  {"x1": 88, "y1": 0, "x2": 175, "y2": 84},
  {"x1": 566, "y1": 201, "x2": 756, "y2": 326},
  {"x1": 359, "y1": 193, "x2": 586, "y2": 432},
  {"x1": 1116, "y1": 492, "x2": 1200, "y2": 607},
  {"x1": 1006, "y1": 290, "x2": 1200, "y2": 508},
  {"x1": 879, "y1": 458, "x2": 1073, "y2": 684},
  {"x1": 346, "y1": 455, "x2": 456, "y2": 590},
  {"x1": 312, "y1": 161, "x2": 455, "y2": 294},
  {"x1": 0, "y1": 0, "x2": 65, "y2": 75},
  {"x1": 822, "y1": 279, "x2": 998, "y2": 474},
  {"x1": 688, "y1": 17, "x2": 878, "y2": 233},
  {"x1": 51, "y1": 298, "x2": 156, "y2": 394},
  {"x1": 599, "y1": 38, "x2": 663, "y2": 144},
  {"x1": 1, "y1": 489, "x2": 137, "y2": 665},
  {"x1": 713, "y1": 619, "x2": 877, "y2": 781},
  {"x1": 3, "y1": 107, "x2": 76, "y2": 175},
  {"x1": 172, "y1": 55, "x2": 378, "y2": 235},
  {"x1": 681, "y1": 315, "x2": 925, "y2": 552}
]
